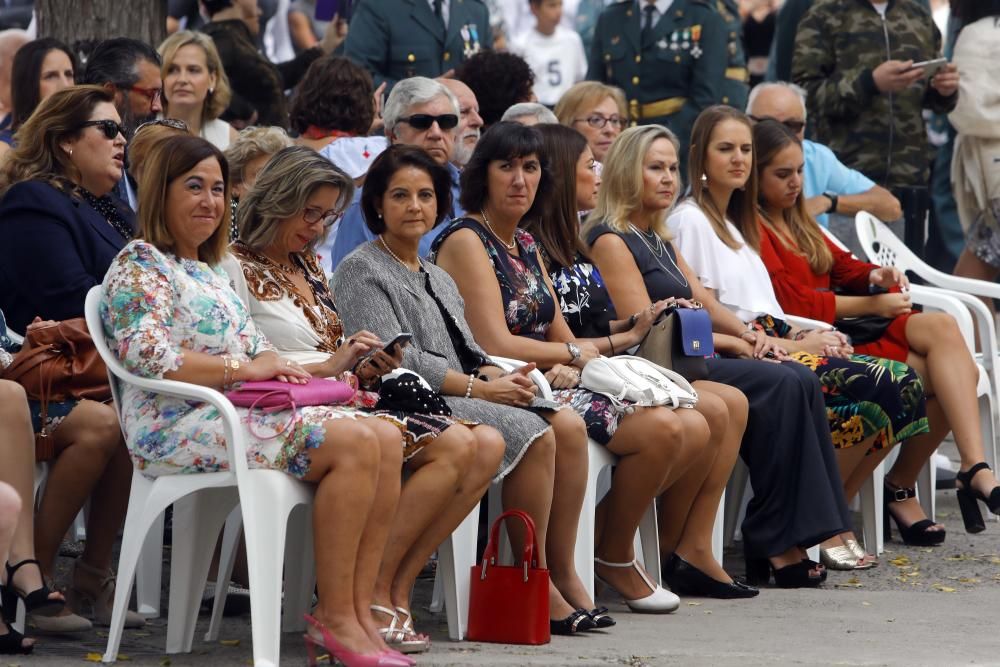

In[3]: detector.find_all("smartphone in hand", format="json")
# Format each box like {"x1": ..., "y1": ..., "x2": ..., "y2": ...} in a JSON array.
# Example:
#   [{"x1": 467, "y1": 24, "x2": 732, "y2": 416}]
[
  {"x1": 906, "y1": 57, "x2": 948, "y2": 78},
  {"x1": 382, "y1": 333, "x2": 413, "y2": 355},
  {"x1": 316, "y1": 0, "x2": 352, "y2": 21}
]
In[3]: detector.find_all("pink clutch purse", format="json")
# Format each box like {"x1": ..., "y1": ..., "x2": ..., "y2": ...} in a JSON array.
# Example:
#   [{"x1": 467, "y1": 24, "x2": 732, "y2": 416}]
[{"x1": 226, "y1": 377, "x2": 358, "y2": 439}]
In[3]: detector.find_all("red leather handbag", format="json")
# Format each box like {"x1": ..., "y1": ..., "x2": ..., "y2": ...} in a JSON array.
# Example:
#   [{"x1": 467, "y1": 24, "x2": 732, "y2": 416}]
[{"x1": 467, "y1": 509, "x2": 550, "y2": 645}]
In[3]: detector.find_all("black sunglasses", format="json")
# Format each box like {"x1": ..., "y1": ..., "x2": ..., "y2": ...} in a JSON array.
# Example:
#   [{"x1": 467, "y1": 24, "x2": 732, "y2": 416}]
[
  {"x1": 79, "y1": 119, "x2": 126, "y2": 140},
  {"x1": 748, "y1": 115, "x2": 806, "y2": 134},
  {"x1": 398, "y1": 113, "x2": 459, "y2": 131}
]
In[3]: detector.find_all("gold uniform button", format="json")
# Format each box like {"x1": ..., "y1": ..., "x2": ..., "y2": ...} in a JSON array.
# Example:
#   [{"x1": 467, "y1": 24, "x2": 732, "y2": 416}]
[
  {"x1": 722, "y1": 96, "x2": 730, "y2": 104},
  {"x1": 674, "y1": 55, "x2": 681, "y2": 63},
  {"x1": 605, "y1": 53, "x2": 612, "y2": 61},
  {"x1": 632, "y1": 76, "x2": 640, "y2": 85},
  {"x1": 407, "y1": 53, "x2": 415, "y2": 63},
  {"x1": 635, "y1": 55, "x2": 641, "y2": 63},
  {"x1": 443, "y1": 52, "x2": 450, "y2": 61}
]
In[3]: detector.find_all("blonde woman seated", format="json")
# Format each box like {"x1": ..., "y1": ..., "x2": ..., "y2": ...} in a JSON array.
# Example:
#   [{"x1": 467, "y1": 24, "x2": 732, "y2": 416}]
[
  {"x1": 222, "y1": 146, "x2": 503, "y2": 653},
  {"x1": 554, "y1": 81, "x2": 628, "y2": 165},
  {"x1": 158, "y1": 31, "x2": 237, "y2": 149},
  {"x1": 224, "y1": 126, "x2": 294, "y2": 240},
  {"x1": 101, "y1": 134, "x2": 411, "y2": 667},
  {"x1": 667, "y1": 109, "x2": 931, "y2": 565}
]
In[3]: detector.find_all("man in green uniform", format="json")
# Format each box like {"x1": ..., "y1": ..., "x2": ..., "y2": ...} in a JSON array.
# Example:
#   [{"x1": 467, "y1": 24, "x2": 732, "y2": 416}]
[
  {"x1": 587, "y1": 0, "x2": 728, "y2": 165},
  {"x1": 344, "y1": 0, "x2": 491, "y2": 89},
  {"x1": 715, "y1": 0, "x2": 749, "y2": 109}
]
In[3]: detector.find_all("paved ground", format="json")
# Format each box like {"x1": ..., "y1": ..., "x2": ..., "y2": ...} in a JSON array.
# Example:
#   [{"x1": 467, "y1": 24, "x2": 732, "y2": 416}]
[{"x1": 15, "y1": 445, "x2": 1000, "y2": 666}]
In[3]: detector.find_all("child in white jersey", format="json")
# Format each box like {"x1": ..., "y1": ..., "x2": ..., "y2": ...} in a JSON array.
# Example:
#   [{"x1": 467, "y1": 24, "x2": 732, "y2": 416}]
[{"x1": 510, "y1": 0, "x2": 587, "y2": 107}]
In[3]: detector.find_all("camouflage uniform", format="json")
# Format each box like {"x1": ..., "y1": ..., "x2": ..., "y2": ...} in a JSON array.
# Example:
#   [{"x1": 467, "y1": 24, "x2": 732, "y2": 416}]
[
  {"x1": 715, "y1": 0, "x2": 749, "y2": 110},
  {"x1": 587, "y1": 0, "x2": 727, "y2": 163},
  {"x1": 791, "y1": 0, "x2": 955, "y2": 189}
]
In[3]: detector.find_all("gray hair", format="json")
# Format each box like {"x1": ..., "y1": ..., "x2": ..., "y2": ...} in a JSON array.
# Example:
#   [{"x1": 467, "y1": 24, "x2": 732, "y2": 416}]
[
  {"x1": 237, "y1": 145, "x2": 354, "y2": 254},
  {"x1": 382, "y1": 76, "x2": 459, "y2": 135},
  {"x1": 501, "y1": 102, "x2": 558, "y2": 125},
  {"x1": 0, "y1": 29, "x2": 29, "y2": 67},
  {"x1": 746, "y1": 81, "x2": 808, "y2": 120},
  {"x1": 224, "y1": 126, "x2": 294, "y2": 187}
]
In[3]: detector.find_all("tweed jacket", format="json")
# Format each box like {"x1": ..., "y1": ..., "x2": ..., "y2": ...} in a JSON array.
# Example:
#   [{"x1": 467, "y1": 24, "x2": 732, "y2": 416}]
[{"x1": 331, "y1": 241, "x2": 496, "y2": 392}]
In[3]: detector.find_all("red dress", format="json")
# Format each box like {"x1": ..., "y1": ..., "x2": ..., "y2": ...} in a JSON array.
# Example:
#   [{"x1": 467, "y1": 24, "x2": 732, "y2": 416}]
[{"x1": 757, "y1": 221, "x2": 911, "y2": 362}]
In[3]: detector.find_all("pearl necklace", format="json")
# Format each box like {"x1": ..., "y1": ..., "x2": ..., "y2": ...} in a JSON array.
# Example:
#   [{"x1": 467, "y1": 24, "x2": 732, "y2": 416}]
[
  {"x1": 481, "y1": 209, "x2": 516, "y2": 251},
  {"x1": 627, "y1": 222, "x2": 689, "y2": 287},
  {"x1": 379, "y1": 236, "x2": 421, "y2": 271}
]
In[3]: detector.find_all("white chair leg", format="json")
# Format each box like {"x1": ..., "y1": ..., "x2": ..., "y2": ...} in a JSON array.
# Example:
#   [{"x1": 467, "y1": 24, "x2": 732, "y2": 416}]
[
  {"x1": 916, "y1": 459, "x2": 936, "y2": 524},
  {"x1": 166, "y1": 489, "x2": 237, "y2": 654},
  {"x1": 636, "y1": 502, "x2": 661, "y2": 586},
  {"x1": 135, "y1": 513, "x2": 164, "y2": 618},
  {"x1": 712, "y1": 492, "x2": 725, "y2": 564},
  {"x1": 859, "y1": 461, "x2": 885, "y2": 556},
  {"x1": 205, "y1": 506, "x2": 243, "y2": 642},
  {"x1": 438, "y1": 506, "x2": 479, "y2": 640},
  {"x1": 429, "y1": 567, "x2": 444, "y2": 614},
  {"x1": 723, "y1": 459, "x2": 749, "y2": 547}
]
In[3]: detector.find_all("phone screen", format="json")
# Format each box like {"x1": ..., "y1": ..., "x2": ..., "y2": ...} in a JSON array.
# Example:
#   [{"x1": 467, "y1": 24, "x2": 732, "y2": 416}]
[{"x1": 316, "y1": 0, "x2": 351, "y2": 21}]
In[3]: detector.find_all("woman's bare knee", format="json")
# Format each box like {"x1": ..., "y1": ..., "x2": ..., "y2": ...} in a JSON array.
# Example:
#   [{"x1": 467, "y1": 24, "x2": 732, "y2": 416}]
[
  {"x1": 311, "y1": 419, "x2": 382, "y2": 477},
  {"x1": 474, "y1": 426, "x2": 506, "y2": 470}
]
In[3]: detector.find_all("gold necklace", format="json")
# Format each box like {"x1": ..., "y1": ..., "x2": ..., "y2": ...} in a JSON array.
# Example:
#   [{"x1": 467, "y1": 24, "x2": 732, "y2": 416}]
[
  {"x1": 379, "y1": 236, "x2": 421, "y2": 271},
  {"x1": 480, "y1": 209, "x2": 516, "y2": 251}
]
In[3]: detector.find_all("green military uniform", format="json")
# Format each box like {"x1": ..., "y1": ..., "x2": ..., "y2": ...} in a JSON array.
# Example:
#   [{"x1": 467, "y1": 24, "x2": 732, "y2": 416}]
[
  {"x1": 715, "y1": 0, "x2": 749, "y2": 109},
  {"x1": 587, "y1": 0, "x2": 728, "y2": 162},
  {"x1": 344, "y1": 0, "x2": 491, "y2": 89}
]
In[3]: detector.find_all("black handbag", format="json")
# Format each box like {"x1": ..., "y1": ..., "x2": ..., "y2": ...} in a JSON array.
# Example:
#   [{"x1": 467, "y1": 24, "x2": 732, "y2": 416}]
[
  {"x1": 375, "y1": 371, "x2": 452, "y2": 416},
  {"x1": 832, "y1": 315, "x2": 894, "y2": 345},
  {"x1": 636, "y1": 307, "x2": 713, "y2": 381}
]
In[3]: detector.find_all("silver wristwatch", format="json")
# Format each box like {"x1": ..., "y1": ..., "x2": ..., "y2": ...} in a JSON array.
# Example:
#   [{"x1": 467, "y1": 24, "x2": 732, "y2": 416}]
[{"x1": 566, "y1": 342, "x2": 581, "y2": 364}]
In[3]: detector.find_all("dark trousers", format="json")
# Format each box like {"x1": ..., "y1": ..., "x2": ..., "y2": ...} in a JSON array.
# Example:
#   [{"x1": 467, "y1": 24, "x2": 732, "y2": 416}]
[{"x1": 892, "y1": 186, "x2": 930, "y2": 260}]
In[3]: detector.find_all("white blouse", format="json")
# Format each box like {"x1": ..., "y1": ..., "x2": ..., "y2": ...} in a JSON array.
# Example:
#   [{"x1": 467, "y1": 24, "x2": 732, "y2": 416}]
[{"x1": 667, "y1": 199, "x2": 785, "y2": 322}]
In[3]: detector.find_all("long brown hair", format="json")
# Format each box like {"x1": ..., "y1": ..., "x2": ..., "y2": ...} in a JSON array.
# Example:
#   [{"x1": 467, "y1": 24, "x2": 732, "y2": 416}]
[
  {"x1": 0, "y1": 84, "x2": 113, "y2": 197},
  {"x1": 687, "y1": 105, "x2": 759, "y2": 251},
  {"x1": 753, "y1": 119, "x2": 833, "y2": 274},
  {"x1": 525, "y1": 124, "x2": 589, "y2": 269}
]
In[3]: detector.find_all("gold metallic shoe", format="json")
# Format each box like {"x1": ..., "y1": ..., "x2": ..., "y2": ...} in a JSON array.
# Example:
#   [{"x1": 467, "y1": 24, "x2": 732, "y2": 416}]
[
  {"x1": 818, "y1": 545, "x2": 859, "y2": 571},
  {"x1": 844, "y1": 538, "x2": 877, "y2": 569}
]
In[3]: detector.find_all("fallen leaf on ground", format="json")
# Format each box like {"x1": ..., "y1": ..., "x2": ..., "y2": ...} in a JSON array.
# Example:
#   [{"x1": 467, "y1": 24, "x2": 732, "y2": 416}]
[
  {"x1": 932, "y1": 583, "x2": 956, "y2": 592},
  {"x1": 85, "y1": 654, "x2": 103, "y2": 663},
  {"x1": 220, "y1": 639, "x2": 240, "y2": 647},
  {"x1": 889, "y1": 555, "x2": 911, "y2": 567},
  {"x1": 861, "y1": 601, "x2": 871, "y2": 606},
  {"x1": 686, "y1": 601, "x2": 701, "y2": 606}
]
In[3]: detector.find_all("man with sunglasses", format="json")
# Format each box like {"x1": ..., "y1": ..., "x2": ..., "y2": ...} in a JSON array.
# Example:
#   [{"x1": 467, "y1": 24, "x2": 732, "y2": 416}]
[
  {"x1": 324, "y1": 77, "x2": 467, "y2": 274},
  {"x1": 748, "y1": 82, "x2": 902, "y2": 231}
]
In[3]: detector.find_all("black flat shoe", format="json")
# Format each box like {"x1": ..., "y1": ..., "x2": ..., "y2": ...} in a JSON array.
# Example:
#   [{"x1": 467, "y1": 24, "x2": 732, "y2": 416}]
[
  {"x1": 550, "y1": 609, "x2": 595, "y2": 635},
  {"x1": 956, "y1": 462, "x2": 1000, "y2": 534},
  {"x1": 585, "y1": 606, "x2": 616, "y2": 629},
  {"x1": 884, "y1": 481, "x2": 947, "y2": 545},
  {"x1": 662, "y1": 553, "x2": 758, "y2": 599}
]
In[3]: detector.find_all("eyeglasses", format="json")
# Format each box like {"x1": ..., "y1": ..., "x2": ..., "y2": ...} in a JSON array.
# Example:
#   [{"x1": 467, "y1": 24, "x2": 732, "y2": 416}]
[
  {"x1": 120, "y1": 84, "x2": 163, "y2": 104},
  {"x1": 397, "y1": 113, "x2": 459, "y2": 131},
  {"x1": 303, "y1": 206, "x2": 341, "y2": 228},
  {"x1": 748, "y1": 115, "x2": 806, "y2": 134},
  {"x1": 574, "y1": 114, "x2": 627, "y2": 130},
  {"x1": 78, "y1": 119, "x2": 126, "y2": 140},
  {"x1": 135, "y1": 118, "x2": 189, "y2": 134}
]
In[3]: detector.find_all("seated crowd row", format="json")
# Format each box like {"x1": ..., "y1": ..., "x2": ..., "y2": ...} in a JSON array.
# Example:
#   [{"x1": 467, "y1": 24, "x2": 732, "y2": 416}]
[{"x1": 0, "y1": 58, "x2": 998, "y2": 665}]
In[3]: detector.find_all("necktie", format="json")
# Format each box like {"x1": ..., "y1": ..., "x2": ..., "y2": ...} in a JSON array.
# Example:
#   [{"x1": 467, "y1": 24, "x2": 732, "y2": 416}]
[
  {"x1": 434, "y1": 0, "x2": 445, "y2": 26},
  {"x1": 642, "y1": 4, "x2": 657, "y2": 41}
]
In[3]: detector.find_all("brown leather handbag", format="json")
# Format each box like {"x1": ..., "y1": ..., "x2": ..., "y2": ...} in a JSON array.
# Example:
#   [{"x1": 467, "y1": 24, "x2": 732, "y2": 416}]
[{"x1": 1, "y1": 318, "x2": 111, "y2": 460}]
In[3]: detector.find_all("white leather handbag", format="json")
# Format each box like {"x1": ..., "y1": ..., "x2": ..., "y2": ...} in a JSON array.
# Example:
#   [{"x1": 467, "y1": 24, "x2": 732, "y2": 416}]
[{"x1": 580, "y1": 355, "x2": 698, "y2": 413}]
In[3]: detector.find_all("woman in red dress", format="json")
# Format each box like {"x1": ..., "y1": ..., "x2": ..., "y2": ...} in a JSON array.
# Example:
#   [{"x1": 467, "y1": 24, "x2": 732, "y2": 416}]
[{"x1": 751, "y1": 120, "x2": 1000, "y2": 539}]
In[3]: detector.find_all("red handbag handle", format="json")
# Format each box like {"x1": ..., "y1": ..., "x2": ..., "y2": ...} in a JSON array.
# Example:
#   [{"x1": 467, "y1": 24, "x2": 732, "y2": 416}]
[{"x1": 481, "y1": 509, "x2": 539, "y2": 580}]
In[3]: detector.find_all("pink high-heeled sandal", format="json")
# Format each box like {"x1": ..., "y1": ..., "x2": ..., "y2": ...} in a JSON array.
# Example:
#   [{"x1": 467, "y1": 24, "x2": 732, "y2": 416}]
[{"x1": 302, "y1": 613, "x2": 411, "y2": 667}]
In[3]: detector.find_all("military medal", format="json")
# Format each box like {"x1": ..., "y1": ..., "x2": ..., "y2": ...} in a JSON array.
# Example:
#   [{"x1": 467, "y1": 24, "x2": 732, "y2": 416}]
[
  {"x1": 669, "y1": 30, "x2": 679, "y2": 51},
  {"x1": 657, "y1": 37, "x2": 668, "y2": 50},
  {"x1": 681, "y1": 29, "x2": 690, "y2": 50},
  {"x1": 690, "y1": 24, "x2": 703, "y2": 59},
  {"x1": 469, "y1": 24, "x2": 481, "y2": 55}
]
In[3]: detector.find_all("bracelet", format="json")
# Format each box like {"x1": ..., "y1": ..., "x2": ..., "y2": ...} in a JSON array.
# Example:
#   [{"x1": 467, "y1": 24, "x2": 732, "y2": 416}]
[
  {"x1": 627, "y1": 314, "x2": 637, "y2": 328},
  {"x1": 607, "y1": 335, "x2": 616, "y2": 356},
  {"x1": 221, "y1": 355, "x2": 231, "y2": 390},
  {"x1": 464, "y1": 373, "x2": 475, "y2": 398}
]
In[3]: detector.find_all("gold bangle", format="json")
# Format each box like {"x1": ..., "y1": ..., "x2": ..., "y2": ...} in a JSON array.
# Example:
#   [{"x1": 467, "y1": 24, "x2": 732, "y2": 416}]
[{"x1": 222, "y1": 355, "x2": 231, "y2": 390}]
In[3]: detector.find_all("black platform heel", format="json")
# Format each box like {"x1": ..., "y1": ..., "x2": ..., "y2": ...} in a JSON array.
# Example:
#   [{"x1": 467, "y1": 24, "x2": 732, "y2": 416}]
[
  {"x1": 743, "y1": 549, "x2": 825, "y2": 589},
  {"x1": 883, "y1": 481, "x2": 947, "y2": 545},
  {"x1": 0, "y1": 622, "x2": 33, "y2": 655},
  {"x1": 955, "y1": 462, "x2": 1000, "y2": 534},
  {"x1": 2, "y1": 559, "x2": 65, "y2": 623}
]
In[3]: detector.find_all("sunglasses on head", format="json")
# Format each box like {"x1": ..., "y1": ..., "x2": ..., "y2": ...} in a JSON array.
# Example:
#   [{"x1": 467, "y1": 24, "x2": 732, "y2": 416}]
[
  {"x1": 135, "y1": 118, "x2": 189, "y2": 134},
  {"x1": 749, "y1": 115, "x2": 806, "y2": 134},
  {"x1": 78, "y1": 119, "x2": 126, "y2": 140},
  {"x1": 398, "y1": 113, "x2": 459, "y2": 131}
]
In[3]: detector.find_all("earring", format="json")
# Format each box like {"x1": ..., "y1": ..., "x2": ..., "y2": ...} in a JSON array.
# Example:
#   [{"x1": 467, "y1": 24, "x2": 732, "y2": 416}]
[
  {"x1": 208, "y1": 87, "x2": 214, "y2": 95},
  {"x1": 700, "y1": 173, "x2": 707, "y2": 184},
  {"x1": 68, "y1": 148, "x2": 73, "y2": 156}
]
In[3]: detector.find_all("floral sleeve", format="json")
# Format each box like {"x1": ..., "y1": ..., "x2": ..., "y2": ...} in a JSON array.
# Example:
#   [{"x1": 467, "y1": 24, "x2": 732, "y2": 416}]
[{"x1": 101, "y1": 241, "x2": 184, "y2": 379}]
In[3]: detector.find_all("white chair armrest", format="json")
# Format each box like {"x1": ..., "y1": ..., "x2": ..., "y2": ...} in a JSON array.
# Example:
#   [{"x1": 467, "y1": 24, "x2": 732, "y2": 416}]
[
  {"x1": 785, "y1": 314, "x2": 834, "y2": 331},
  {"x1": 7, "y1": 329, "x2": 24, "y2": 346},
  {"x1": 488, "y1": 355, "x2": 555, "y2": 400}
]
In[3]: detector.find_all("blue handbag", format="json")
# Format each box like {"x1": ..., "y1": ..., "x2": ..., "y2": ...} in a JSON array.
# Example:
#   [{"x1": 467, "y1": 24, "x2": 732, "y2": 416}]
[{"x1": 636, "y1": 306, "x2": 713, "y2": 381}]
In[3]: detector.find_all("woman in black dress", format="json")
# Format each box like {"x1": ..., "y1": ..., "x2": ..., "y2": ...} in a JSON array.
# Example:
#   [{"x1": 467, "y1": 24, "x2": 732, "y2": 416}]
[{"x1": 585, "y1": 123, "x2": 851, "y2": 588}]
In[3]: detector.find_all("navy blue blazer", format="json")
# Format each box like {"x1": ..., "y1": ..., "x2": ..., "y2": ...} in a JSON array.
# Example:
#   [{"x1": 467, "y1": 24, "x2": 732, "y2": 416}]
[{"x1": 0, "y1": 180, "x2": 134, "y2": 333}]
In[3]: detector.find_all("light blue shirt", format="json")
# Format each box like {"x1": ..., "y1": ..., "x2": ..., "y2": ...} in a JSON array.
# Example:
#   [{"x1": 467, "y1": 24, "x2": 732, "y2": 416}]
[
  {"x1": 323, "y1": 161, "x2": 465, "y2": 275},
  {"x1": 803, "y1": 139, "x2": 875, "y2": 228}
]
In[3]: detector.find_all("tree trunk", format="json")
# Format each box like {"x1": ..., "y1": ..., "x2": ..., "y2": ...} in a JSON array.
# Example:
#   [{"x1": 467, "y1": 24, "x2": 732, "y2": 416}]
[{"x1": 36, "y1": 0, "x2": 166, "y2": 49}]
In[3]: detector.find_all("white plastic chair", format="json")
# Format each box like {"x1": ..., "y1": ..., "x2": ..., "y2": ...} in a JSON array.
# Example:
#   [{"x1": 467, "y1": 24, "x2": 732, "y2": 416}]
[
  {"x1": 86, "y1": 286, "x2": 316, "y2": 667},
  {"x1": 855, "y1": 211, "x2": 999, "y2": 480}
]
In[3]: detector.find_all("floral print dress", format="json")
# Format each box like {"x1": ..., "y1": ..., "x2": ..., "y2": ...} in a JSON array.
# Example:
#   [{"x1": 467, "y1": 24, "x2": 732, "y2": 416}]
[
  {"x1": 101, "y1": 241, "x2": 373, "y2": 478},
  {"x1": 432, "y1": 219, "x2": 626, "y2": 445}
]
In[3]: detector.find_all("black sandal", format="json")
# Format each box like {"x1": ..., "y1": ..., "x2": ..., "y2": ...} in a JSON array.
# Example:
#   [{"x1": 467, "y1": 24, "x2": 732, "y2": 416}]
[
  {"x1": 1, "y1": 559, "x2": 65, "y2": 623},
  {"x1": 955, "y1": 462, "x2": 1000, "y2": 534},
  {"x1": 883, "y1": 482, "x2": 946, "y2": 546},
  {"x1": 549, "y1": 609, "x2": 595, "y2": 635},
  {"x1": 0, "y1": 621, "x2": 33, "y2": 655}
]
